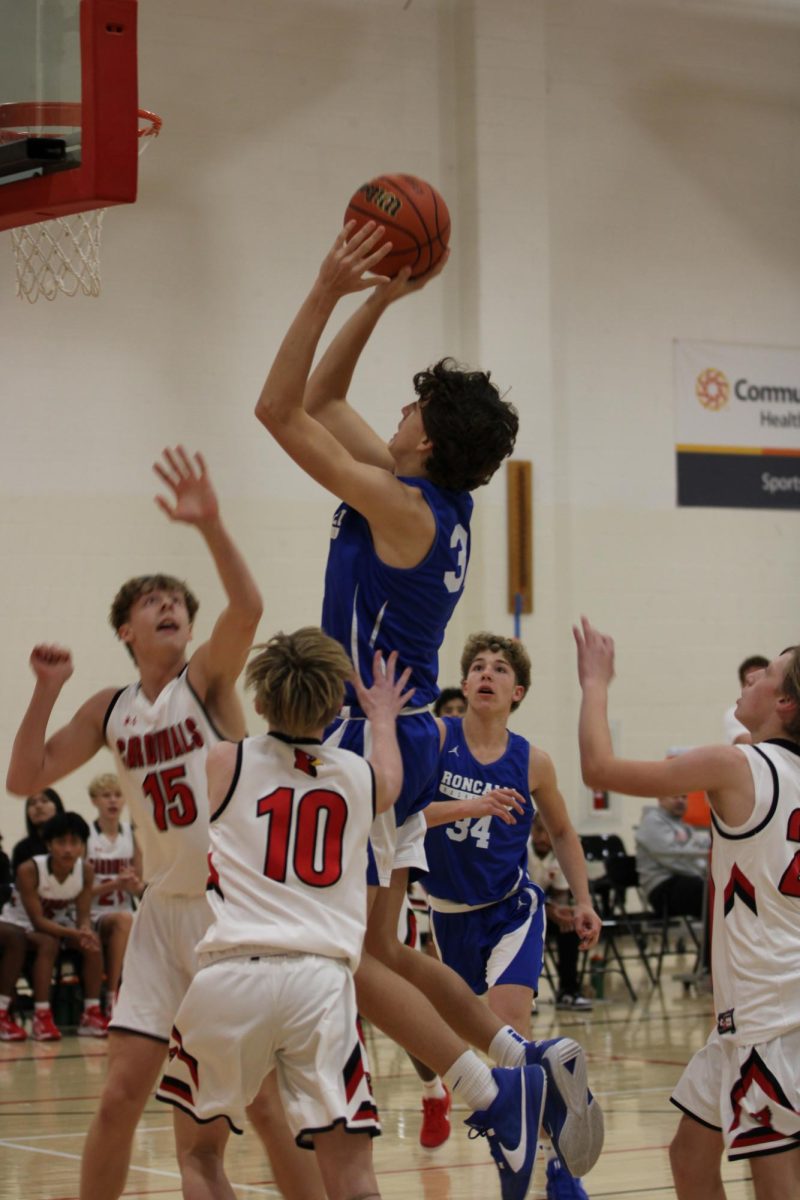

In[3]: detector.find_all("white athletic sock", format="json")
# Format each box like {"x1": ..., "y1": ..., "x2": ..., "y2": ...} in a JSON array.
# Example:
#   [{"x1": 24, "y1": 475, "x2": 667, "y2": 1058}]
[
  {"x1": 443, "y1": 1051, "x2": 498, "y2": 1113},
  {"x1": 84, "y1": 998, "x2": 100, "y2": 1011},
  {"x1": 0, "y1": 995, "x2": 11, "y2": 1011},
  {"x1": 34, "y1": 1002, "x2": 50, "y2": 1012},
  {"x1": 421, "y1": 1076, "x2": 447, "y2": 1100},
  {"x1": 488, "y1": 1025, "x2": 527, "y2": 1068}
]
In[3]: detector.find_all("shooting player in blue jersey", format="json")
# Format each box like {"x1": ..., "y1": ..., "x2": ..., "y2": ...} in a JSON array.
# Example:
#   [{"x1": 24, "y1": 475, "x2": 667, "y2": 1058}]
[
  {"x1": 256, "y1": 223, "x2": 603, "y2": 1198},
  {"x1": 423, "y1": 631, "x2": 602, "y2": 1200}
]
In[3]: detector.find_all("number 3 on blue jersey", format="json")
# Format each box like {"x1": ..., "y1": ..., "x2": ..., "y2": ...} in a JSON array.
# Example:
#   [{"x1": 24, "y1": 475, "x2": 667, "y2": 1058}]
[{"x1": 443, "y1": 523, "x2": 469, "y2": 594}]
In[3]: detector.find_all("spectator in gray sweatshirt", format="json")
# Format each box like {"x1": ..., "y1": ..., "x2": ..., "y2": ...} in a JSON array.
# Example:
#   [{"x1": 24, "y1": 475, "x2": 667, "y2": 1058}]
[{"x1": 635, "y1": 793, "x2": 710, "y2": 918}]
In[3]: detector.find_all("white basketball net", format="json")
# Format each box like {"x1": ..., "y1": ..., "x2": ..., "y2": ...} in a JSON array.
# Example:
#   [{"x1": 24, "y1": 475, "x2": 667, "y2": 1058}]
[
  {"x1": 9, "y1": 110, "x2": 160, "y2": 303},
  {"x1": 12, "y1": 207, "x2": 105, "y2": 302}
]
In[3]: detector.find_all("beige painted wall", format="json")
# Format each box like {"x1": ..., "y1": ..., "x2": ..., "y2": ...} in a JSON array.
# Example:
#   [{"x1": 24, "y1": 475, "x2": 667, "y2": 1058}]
[{"x1": 1, "y1": 0, "x2": 798, "y2": 856}]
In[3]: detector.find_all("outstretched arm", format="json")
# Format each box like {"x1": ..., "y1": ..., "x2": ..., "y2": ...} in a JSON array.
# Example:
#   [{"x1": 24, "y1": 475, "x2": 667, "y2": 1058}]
[
  {"x1": 255, "y1": 225, "x2": 435, "y2": 563},
  {"x1": 531, "y1": 748, "x2": 600, "y2": 950},
  {"x1": 304, "y1": 253, "x2": 449, "y2": 467},
  {"x1": 154, "y1": 448, "x2": 263, "y2": 733},
  {"x1": 574, "y1": 616, "x2": 755, "y2": 825},
  {"x1": 352, "y1": 650, "x2": 414, "y2": 813},
  {"x1": 6, "y1": 646, "x2": 113, "y2": 796}
]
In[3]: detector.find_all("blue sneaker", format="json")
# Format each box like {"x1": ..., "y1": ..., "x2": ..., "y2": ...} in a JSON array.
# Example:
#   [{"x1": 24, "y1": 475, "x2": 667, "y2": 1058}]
[
  {"x1": 525, "y1": 1038, "x2": 603, "y2": 1177},
  {"x1": 465, "y1": 1064, "x2": 546, "y2": 1200},
  {"x1": 546, "y1": 1156, "x2": 591, "y2": 1199}
]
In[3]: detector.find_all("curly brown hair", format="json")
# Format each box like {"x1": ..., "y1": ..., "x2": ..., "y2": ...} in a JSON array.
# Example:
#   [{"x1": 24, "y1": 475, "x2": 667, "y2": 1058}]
[
  {"x1": 109, "y1": 574, "x2": 199, "y2": 662},
  {"x1": 459, "y1": 632, "x2": 531, "y2": 711},
  {"x1": 414, "y1": 358, "x2": 519, "y2": 492}
]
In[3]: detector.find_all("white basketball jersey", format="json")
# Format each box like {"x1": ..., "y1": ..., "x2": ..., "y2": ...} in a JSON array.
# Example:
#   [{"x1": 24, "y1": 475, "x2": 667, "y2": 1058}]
[
  {"x1": 104, "y1": 668, "x2": 222, "y2": 897},
  {"x1": 39, "y1": 853, "x2": 84, "y2": 923},
  {"x1": 198, "y1": 732, "x2": 376, "y2": 971},
  {"x1": 1, "y1": 854, "x2": 84, "y2": 928},
  {"x1": 87, "y1": 820, "x2": 136, "y2": 916},
  {"x1": 711, "y1": 739, "x2": 800, "y2": 1045}
]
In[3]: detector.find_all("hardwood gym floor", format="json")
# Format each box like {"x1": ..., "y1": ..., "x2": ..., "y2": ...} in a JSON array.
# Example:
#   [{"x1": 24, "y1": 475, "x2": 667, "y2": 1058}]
[{"x1": 0, "y1": 961, "x2": 755, "y2": 1200}]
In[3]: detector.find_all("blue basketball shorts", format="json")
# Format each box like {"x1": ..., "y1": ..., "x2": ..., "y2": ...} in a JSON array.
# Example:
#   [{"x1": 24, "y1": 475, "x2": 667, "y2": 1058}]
[
  {"x1": 429, "y1": 884, "x2": 546, "y2": 996},
  {"x1": 326, "y1": 710, "x2": 439, "y2": 887}
]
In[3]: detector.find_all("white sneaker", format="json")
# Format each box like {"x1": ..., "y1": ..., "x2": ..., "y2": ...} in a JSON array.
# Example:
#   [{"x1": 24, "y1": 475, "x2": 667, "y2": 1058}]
[{"x1": 556, "y1": 994, "x2": 593, "y2": 1012}]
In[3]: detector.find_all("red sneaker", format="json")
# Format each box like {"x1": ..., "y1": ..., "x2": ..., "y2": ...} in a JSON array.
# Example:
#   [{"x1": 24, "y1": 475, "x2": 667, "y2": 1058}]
[
  {"x1": 420, "y1": 1085, "x2": 451, "y2": 1148},
  {"x1": 0, "y1": 1008, "x2": 27, "y2": 1041},
  {"x1": 78, "y1": 1005, "x2": 109, "y2": 1038},
  {"x1": 32, "y1": 1009, "x2": 62, "y2": 1041}
]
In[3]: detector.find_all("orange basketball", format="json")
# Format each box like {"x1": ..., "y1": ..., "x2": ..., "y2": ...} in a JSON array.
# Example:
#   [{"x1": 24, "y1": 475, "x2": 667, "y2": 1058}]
[{"x1": 344, "y1": 174, "x2": 451, "y2": 279}]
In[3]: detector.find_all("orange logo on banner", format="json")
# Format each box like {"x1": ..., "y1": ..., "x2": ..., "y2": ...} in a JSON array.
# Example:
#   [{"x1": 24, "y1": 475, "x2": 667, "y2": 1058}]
[{"x1": 696, "y1": 368, "x2": 730, "y2": 410}]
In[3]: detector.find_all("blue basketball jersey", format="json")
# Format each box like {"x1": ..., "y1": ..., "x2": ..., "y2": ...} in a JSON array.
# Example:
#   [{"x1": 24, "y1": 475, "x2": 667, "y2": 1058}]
[
  {"x1": 321, "y1": 477, "x2": 473, "y2": 708},
  {"x1": 422, "y1": 717, "x2": 534, "y2": 905}
]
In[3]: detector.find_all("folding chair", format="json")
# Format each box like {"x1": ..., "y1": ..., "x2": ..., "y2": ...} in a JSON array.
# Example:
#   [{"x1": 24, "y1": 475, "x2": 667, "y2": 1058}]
[
  {"x1": 604, "y1": 854, "x2": 702, "y2": 984},
  {"x1": 579, "y1": 835, "x2": 644, "y2": 1001}
]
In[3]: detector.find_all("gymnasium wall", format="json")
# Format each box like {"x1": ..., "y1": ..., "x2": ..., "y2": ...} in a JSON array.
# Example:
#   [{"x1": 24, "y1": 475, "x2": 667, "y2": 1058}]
[{"x1": 0, "y1": 0, "x2": 798, "y2": 853}]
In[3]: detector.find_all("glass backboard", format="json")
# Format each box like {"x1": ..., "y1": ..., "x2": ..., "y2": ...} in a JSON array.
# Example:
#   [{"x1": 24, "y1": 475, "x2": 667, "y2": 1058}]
[{"x1": 0, "y1": 0, "x2": 140, "y2": 232}]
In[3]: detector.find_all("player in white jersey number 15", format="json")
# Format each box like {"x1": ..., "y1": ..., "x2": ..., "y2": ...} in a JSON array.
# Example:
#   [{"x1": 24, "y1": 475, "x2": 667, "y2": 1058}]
[
  {"x1": 5, "y1": 448, "x2": 264, "y2": 1200},
  {"x1": 575, "y1": 617, "x2": 800, "y2": 1200}
]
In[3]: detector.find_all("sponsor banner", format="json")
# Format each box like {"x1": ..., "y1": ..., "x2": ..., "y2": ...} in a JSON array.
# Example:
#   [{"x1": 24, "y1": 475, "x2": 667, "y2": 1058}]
[{"x1": 674, "y1": 340, "x2": 800, "y2": 509}]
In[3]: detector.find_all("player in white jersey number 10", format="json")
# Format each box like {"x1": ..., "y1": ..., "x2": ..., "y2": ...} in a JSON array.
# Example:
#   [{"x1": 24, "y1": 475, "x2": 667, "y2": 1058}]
[
  {"x1": 157, "y1": 633, "x2": 412, "y2": 1200},
  {"x1": 575, "y1": 617, "x2": 800, "y2": 1200}
]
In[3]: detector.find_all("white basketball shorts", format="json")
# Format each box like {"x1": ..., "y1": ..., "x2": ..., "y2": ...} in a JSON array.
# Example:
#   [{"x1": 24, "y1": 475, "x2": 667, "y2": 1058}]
[
  {"x1": 156, "y1": 952, "x2": 380, "y2": 1144},
  {"x1": 110, "y1": 889, "x2": 211, "y2": 1043},
  {"x1": 671, "y1": 1026, "x2": 800, "y2": 1159}
]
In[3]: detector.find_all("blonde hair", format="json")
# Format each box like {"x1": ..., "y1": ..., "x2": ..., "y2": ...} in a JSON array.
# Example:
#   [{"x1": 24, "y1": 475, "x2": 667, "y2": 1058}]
[
  {"x1": 246, "y1": 628, "x2": 352, "y2": 737},
  {"x1": 460, "y1": 632, "x2": 531, "y2": 711},
  {"x1": 88, "y1": 773, "x2": 122, "y2": 799}
]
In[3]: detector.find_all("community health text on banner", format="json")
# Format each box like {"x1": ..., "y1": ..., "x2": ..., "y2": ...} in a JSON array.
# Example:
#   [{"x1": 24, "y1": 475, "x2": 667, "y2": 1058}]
[{"x1": 674, "y1": 340, "x2": 800, "y2": 510}]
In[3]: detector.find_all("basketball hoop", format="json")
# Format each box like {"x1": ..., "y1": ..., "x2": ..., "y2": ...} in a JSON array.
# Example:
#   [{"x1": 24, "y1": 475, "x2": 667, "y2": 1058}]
[{"x1": 2, "y1": 106, "x2": 161, "y2": 302}]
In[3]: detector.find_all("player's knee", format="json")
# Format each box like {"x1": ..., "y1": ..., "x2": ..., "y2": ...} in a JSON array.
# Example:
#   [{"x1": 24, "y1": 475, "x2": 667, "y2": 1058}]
[
  {"x1": 98, "y1": 1053, "x2": 161, "y2": 1116},
  {"x1": 669, "y1": 1121, "x2": 716, "y2": 1191},
  {"x1": 96, "y1": 1073, "x2": 149, "y2": 1117},
  {"x1": 668, "y1": 1133, "x2": 688, "y2": 1185},
  {"x1": 176, "y1": 1138, "x2": 222, "y2": 1175}
]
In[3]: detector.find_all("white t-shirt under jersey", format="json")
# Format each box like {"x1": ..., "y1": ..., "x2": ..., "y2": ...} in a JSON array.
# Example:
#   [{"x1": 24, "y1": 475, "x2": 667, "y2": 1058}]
[{"x1": 198, "y1": 732, "x2": 375, "y2": 971}]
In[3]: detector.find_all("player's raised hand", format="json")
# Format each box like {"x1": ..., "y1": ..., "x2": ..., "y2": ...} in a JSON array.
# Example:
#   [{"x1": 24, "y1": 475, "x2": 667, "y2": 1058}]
[
  {"x1": 353, "y1": 649, "x2": 415, "y2": 721},
  {"x1": 372, "y1": 247, "x2": 450, "y2": 305},
  {"x1": 573, "y1": 616, "x2": 615, "y2": 689},
  {"x1": 30, "y1": 644, "x2": 74, "y2": 689},
  {"x1": 154, "y1": 447, "x2": 219, "y2": 528},
  {"x1": 316, "y1": 222, "x2": 393, "y2": 298}
]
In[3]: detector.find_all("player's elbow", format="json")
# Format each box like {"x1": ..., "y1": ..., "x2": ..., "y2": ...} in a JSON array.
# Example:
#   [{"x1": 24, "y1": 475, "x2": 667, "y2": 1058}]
[
  {"x1": 580, "y1": 757, "x2": 609, "y2": 791},
  {"x1": 6, "y1": 765, "x2": 38, "y2": 797},
  {"x1": 239, "y1": 596, "x2": 264, "y2": 633},
  {"x1": 254, "y1": 390, "x2": 276, "y2": 427},
  {"x1": 254, "y1": 388, "x2": 287, "y2": 430}
]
